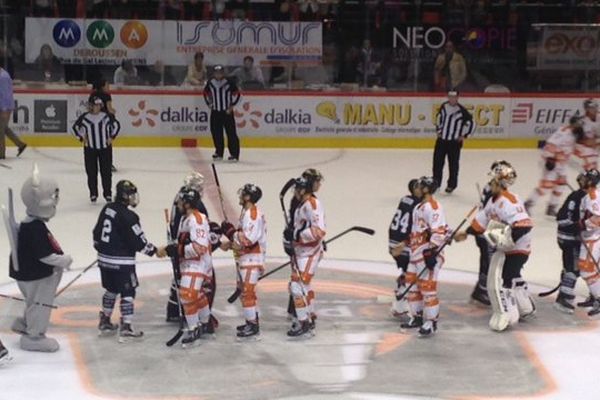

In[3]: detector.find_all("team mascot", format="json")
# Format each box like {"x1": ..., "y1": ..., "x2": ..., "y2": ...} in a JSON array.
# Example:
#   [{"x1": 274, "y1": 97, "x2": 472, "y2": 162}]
[{"x1": 4, "y1": 164, "x2": 72, "y2": 352}]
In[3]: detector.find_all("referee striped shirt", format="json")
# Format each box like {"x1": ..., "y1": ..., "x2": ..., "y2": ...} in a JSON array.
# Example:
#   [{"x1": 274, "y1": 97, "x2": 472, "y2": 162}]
[
  {"x1": 436, "y1": 102, "x2": 475, "y2": 141},
  {"x1": 203, "y1": 78, "x2": 241, "y2": 111},
  {"x1": 73, "y1": 111, "x2": 120, "y2": 149}
]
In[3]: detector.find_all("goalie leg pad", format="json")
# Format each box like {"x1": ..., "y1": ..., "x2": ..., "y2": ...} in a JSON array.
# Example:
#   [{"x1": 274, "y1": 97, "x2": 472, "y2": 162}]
[
  {"x1": 487, "y1": 251, "x2": 516, "y2": 332},
  {"x1": 512, "y1": 278, "x2": 536, "y2": 319}
]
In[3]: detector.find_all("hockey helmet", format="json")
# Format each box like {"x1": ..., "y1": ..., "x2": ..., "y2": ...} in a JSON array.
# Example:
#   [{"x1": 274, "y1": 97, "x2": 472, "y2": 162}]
[
  {"x1": 116, "y1": 180, "x2": 139, "y2": 207},
  {"x1": 584, "y1": 98, "x2": 598, "y2": 110},
  {"x1": 294, "y1": 176, "x2": 312, "y2": 193},
  {"x1": 489, "y1": 163, "x2": 517, "y2": 188},
  {"x1": 302, "y1": 168, "x2": 324, "y2": 187},
  {"x1": 179, "y1": 188, "x2": 201, "y2": 207},
  {"x1": 585, "y1": 169, "x2": 600, "y2": 187},
  {"x1": 183, "y1": 171, "x2": 205, "y2": 195},
  {"x1": 418, "y1": 176, "x2": 438, "y2": 194},
  {"x1": 238, "y1": 183, "x2": 262, "y2": 203},
  {"x1": 408, "y1": 178, "x2": 420, "y2": 194},
  {"x1": 577, "y1": 172, "x2": 588, "y2": 189},
  {"x1": 21, "y1": 164, "x2": 59, "y2": 220},
  {"x1": 490, "y1": 159, "x2": 512, "y2": 171}
]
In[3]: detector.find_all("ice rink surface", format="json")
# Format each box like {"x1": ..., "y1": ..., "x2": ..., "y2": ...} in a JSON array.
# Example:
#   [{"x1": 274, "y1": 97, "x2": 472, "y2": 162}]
[{"x1": 0, "y1": 146, "x2": 598, "y2": 400}]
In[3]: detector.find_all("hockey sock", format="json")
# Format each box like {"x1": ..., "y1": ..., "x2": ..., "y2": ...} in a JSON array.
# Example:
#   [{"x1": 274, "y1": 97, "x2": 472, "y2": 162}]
[
  {"x1": 199, "y1": 305, "x2": 210, "y2": 324},
  {"x1": 243, "y1": 306, "x2": 257, "y2": 322},
  {"x1": 102, "y1": 292, "x2": 117, "y2": 316},
  {"x1": 120, "y1": 297, "x2": 135, "y2": 324},
  {"x1": 184, "y1": 312, "x2": 199, "y2": 329},
  {"x1": 559, "y1": 272, "x2": 577, "y2": 302}
]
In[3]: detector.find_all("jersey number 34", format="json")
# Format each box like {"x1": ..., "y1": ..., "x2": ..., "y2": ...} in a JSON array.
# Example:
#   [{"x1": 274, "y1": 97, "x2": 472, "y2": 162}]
[{"x1": 391, "y1": 211, "x2": 410, "y2": 233}]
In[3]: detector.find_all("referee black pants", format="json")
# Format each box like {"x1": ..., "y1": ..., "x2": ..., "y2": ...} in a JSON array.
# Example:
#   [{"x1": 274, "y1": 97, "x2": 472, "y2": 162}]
[
  {"x1": 432, "y1": 138, "x2": 462, "y2": 190},
  {"x1": 210, "y1": 111, "x2": 240, "y2": 159},
  {"x1": 84, "y1": 146, "x2": 112, "y2": 198}
]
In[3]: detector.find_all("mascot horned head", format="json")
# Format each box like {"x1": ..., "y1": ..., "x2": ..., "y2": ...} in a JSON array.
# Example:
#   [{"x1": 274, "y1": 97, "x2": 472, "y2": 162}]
[{"x1": 21, "y1": 163, "x2": 60, "y2": 221}]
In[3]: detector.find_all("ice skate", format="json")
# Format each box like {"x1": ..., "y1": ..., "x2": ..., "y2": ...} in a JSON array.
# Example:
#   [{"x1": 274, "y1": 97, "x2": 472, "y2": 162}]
[
  {"x1": 554, "y1": 293, "x2": 575, "y2": 315},
  {"x1": 98, "y1": 311, "x2": 118, "y2": 336},
  {"x1": 400, "y1": 314, "x2": 423, "y2": 329},
  {"x1": 418, "y1": 320, "x2": 438, "y2": 338},
  {"x1": 181, "y1": 325, "x2": 202, "y2": 348},
  {"x1": 470, "y1": 285, "x2": 491, "y2": 306},
  {"x1": 577, "y1": 295, "x2": 595, "y2": 308},
  {"x1": 0, "y1": 342, "x2": 12, "y2": 366},
  {"x1": 236, "y1": 321, "x2": 261, "y2": 342},
  {"x1": 118, "y1": 320, "x2": 144, "y2": 343},
  {"x1": 587, "y1": 298, "x2": 600, "y2": 317},
  {"x1": 287, "y1": 320, "x2": 314, "y2": 340}
]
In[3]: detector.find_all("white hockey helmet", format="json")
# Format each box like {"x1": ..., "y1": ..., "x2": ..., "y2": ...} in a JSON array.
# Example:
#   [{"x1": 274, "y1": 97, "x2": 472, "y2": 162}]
[
  {"x1": 489, "y1": 163, "x2": 517, "y2": 188},
  {"x1": 20, "y1": 164, "x2": 59, "y2": 220},
  {"x1": 183, "y1": 172, "x2": 205, "y2": 194}
]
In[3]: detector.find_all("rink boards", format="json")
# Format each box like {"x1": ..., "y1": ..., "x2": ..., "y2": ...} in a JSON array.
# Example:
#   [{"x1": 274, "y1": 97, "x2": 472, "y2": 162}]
[{"x1": 8, "y1": 89, "x2": 596, "y2": 148}]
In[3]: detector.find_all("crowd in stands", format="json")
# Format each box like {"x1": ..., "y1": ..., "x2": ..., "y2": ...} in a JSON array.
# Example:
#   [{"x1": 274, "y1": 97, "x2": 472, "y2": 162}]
[{"x1": 2, "y1": 1, "x2": 600, "y2": 92}]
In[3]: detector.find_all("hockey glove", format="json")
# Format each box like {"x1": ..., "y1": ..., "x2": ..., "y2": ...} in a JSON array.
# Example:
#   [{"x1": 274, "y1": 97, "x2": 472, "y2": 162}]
[
  {"x1": 165, "y1": 244, "x2": 179, "y2": 259},
  {"x1": 283, "y1": 238, "x2": 294, "y2": 256},
  {"x1": 283, "y1": 227, "x2": 294, "y2": 242},
  {"x1": 423, "y1": 248, "x2": 437, "y2": 271},
  {"x1": 545, "y1": 158, "x2": 556, "y2": 171},
  {"x1": 209, "y1": 222, "x2": 223, "y2": 236},
  {"x1": 221, "y1": 221, "x2": 236, "y2": 241}
]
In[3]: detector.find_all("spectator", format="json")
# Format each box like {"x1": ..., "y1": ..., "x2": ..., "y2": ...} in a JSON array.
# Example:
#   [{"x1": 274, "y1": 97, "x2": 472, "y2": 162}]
[
  {"x1": 212, "y1": 0, "x2": 227, "y2": 19},
  {"x1": 298, "y1": 0, "x2": 319, "y2": 21},
  {"x1": 294, "y1": 63, "x2": 334, "y2": 86},
  {"x1": 57, "y1": 0, "x2": 77, "y2": 18},
  {"x1": 136, "y1": 0, "x2": 159, "y2": 19},
  {"x1": 184, "y1": 0, "x2": 202, "y2": 20},
  {"x1": 228, "y1": 0, "x2": 249, "y2": 20},
  {"x1": 113, "y1": 60, "x2": 139, "y2": 85},
  {"x1": 34, "y1": 44, "x2": 64, "y2": 82},
  {"x1": 113, "y1": 0, "x2": 134, "y2": 19},
  {"x1": 231, "y1": 56, "x2": 265, "y2": 88},
  {"x1": 433, "y1": 41, "x2": 467, "y2": 91},
  {"x1": 32, "y1": 0, "x2": 54, "y2": 17},
  {"x1": 384, "y1": 56, "x2": 408, "y2": 90},
  {"x1": 88, "y1": 0, "x2": 109, "y2": 18},
  {"x1": 338, "y1": 47, "x2": 360, "y2": 83},
  {"x1": 357, "y1": 39, "x2": 382, "y2": 87},
  {"x1": 184, "y1": 51, "x2": 207, "y2": 86},
  {"x1": 145, "y1": 61, "x2": 178, "y2": 86},
  {"x1": 164, "y1": 0, "x2": 182, "y2": 20},
  {"x1": 89, "y1": 78, "x2": 116, "y2": 116},
  {"x1": 273, "y1": 0, "x2": 294, "y2": 21}
]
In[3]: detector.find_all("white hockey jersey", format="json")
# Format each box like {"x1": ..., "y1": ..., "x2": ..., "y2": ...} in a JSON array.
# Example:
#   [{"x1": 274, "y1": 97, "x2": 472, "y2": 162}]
[
  {"x1": 582, "y1": 114, "x2": 600, "y2": 147},
  {"x1": 293, "y1": 195, "x2": 326, "y2": 258},
  {"x1": 409, "y1": 197, "x2": 448, "y2": 257},
  {"x1": 233, "y1": 204, "x2": 267, "y2": 268},
  {"x1": 470, "y1": 190, "x2": 533, "y2": 255},
  {"x1": 580, "y1": 188, "x2": 600, "y2": 241},
  {"x1": 542, "y1": 126, "x2": 576, "y2": 163},
  {"x1": 178, "y1": 209, "x2": 212, "y2": 274}
]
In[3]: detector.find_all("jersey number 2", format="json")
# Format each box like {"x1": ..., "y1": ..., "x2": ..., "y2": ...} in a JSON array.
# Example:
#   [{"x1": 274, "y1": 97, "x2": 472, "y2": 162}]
[
  {"x1": 101, "y1": 220, "x2": 112, "y2": 243},
  {"x1": 391, "y1": 211, "x2": 410, "y2": 233}
]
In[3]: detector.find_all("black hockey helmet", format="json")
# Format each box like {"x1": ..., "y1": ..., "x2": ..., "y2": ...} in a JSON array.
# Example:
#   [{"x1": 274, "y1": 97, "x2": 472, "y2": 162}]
[
  {"x1": 294, "y1": 176, "x2": 312, "y2": 193},
  {"x1": 239, "y1": 183, "x2": 262, "y2": 203},
  {"x1": 179, "y1": 188, "x2": 200, "y2": 207},
  {"x1": 116, "y1": 180, "x2": 139, "y2": 207},
  {"x1": 577, "y1": 172, "x2": 588, "y2": 189},
  {"x1": 418, "y1": 176, "x2": 438, "y2": 194},
  {"x1": 585, "y1": 169, "x2": 600, "y2": 187},
  {"x1": 408, "y1": 178, "x2": 419, "y2": 194}
]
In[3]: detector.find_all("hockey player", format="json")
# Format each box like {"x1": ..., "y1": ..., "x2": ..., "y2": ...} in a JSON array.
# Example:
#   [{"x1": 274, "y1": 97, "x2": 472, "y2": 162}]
[
  {"x1": 165, "y1": 172, "x2": 217, "y2": 323},
  {"x1": 285, "y1": 176, "x2": 326, "y2": 338},
  {"x1": 8, "y1": 166, "x2": 72, "y2": 352},
  {"x1": 93, "y1": 180, "x2": 159, "y2": 342},
  {"x1": 284, "y1": 168, "x2": 323, "y2": 321},
  {"x1": 470, "y1": 159, "x2": 513, "y2": 306},
  {"x1": 575, "y1": 99, "x2": 600, "y2": 171},
  {"x1": 159, "y1": 188, "x2": 216, "y2": 347},
  {"x1": 221, "y1": 184, "x2": 266, "y2": 340},
  {"x1": 525, "y1": 116, "x2": 584, "y2": 216},
  {"x1": 388, "y1": 178, "x2": 421, "y2": 319},
  {"x1": 576, "y1": 168, "x2": 600, "y2": 316},
  {"x1": 455, "y1": 163, "x2": 535, "y2": 331},
  {"x1": 554, "y1": 172, "x2": 588, "y2": 313},
  {"x1": 402, "y1": 176, "x2": 448, "y2": 337}
]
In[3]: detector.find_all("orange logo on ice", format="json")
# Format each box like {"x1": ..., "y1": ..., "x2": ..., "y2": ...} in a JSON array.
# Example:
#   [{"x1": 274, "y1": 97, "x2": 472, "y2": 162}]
[
  {"x1": 120, "y1": 21, "x2": 148, "y2": 49},
  {"x1": 129, "y1": 101, "x2": 158, "y2": 127},
  {"x1": 235, "y1": 102, "x2": 262, "y2": 129}
]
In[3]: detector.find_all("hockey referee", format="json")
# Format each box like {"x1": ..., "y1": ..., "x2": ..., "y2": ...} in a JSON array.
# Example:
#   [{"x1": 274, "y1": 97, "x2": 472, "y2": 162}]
[
  {"x1": 203, "y1": 65, "x2": 241, "y2": 162},
  {"x1": 73, "y1": 96, "x2": 121, "y2": 203},
  {"x1": 432, "y1": 90, "x2": 475, "y2": 194}
]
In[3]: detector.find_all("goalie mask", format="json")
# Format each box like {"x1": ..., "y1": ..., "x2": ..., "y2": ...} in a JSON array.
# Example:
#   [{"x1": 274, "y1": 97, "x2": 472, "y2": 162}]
[
  {"x1": 20, "y1": 164, "x2": 60, "y2": 220},
  {"x1": 489, "y1": 164, "x2": 517, "y2": 189},
  {"x1": 183, "y1": 172, "x2": 205, "y2": 195}
]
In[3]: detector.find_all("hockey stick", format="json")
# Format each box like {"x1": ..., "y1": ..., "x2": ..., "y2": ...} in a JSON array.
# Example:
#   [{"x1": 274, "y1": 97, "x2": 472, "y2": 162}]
[
  {"x1": 258, "y1": 226, "x2": 376, "y2": 281},
  {"x1": 0, "y1": 293, "x2": 57, "y2": 309},
  {"x1": 54, "y1": 260, "x2": 98, "y2": 298},
  {"x1": 396, "y1": 205, "x2": 478, "y2": 302},
  {"x1": 0, "y1": 162, "x2": 11, "y2": 169},
  {"x1": 165, "y1": 208, "x2": 185, "y2": 347}
]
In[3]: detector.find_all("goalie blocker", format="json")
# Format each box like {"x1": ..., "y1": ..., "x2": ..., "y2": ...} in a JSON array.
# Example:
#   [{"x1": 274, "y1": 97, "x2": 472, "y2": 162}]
[{"x1": 455, "y1": 163, "x2": 535, "y2": 332}]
